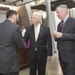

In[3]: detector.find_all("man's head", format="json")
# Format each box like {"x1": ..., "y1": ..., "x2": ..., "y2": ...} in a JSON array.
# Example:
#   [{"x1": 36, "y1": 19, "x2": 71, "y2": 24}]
[
  {"x1": 56, "y1": 4, "x2": 68, "y2": 20},
  {"x1": 6, "y1": 10, "x2": 18, "y2": 24},
  {"x1": 31, "y1": 12, "x2": 42, "y2": 26}
]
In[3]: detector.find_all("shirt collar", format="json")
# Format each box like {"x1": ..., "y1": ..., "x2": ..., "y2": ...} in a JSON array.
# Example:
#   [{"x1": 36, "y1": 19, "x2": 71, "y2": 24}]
[
  {"x1": 34, "y1": 23, "x2": 41, "y2": 33},
  {"x1": 63, "y1": 15, "x2": 69, "y2": 23},
  {"x1": 34, "y1": 23, "x2": 41, "y2": 29}
]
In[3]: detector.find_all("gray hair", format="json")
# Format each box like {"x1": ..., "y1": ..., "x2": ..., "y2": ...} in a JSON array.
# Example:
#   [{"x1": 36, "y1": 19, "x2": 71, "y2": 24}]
[
  {"x1": 32, "y1": 12, "x2": 42, "y2": 23},
  {"x1": 56, "y1": 4, "x2": 68, "y2": 13}
]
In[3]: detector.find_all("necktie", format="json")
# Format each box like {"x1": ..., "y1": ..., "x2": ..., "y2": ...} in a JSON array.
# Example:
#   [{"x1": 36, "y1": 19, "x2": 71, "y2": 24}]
[
  {"x1": 34, "y1": 27, "x2": 39, "y2": 41},
  {"x1": 59, "y1": 20, "x2": 64, "y2": 32}
]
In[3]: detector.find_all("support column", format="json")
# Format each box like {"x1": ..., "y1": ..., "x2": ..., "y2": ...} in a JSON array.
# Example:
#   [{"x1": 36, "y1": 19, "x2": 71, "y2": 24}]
[{"x1": 46, "y1": 0, "x2": 57, "y2": 54}]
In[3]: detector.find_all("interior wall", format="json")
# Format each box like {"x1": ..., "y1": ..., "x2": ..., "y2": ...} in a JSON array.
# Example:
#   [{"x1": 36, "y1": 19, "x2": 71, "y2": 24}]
[
  {"x1": 25, "y1": 3, "x2": 32, "y2": 24},
  {"x1": 69, "y1": 8, "x2": 75, "y2": 18},
  {"x1": 0, "y1": 10, "x2": 6, "y2": 23}
]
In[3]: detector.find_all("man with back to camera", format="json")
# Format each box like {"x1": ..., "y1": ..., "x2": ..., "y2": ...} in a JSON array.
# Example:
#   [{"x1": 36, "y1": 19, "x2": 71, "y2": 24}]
[
  {"x1": 24, "y1": 12, "x2": 52, "y2": 75},
  {"x1": 52, "y1": 4, "x2": 75, "y2": 75},
  {"x1": 0, "y1": 10, "x2": 25, "y2": 75}
]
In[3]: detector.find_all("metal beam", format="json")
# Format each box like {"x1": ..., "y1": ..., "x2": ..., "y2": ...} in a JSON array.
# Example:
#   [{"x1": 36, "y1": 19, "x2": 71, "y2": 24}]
[{"x1": 8, "y1": 0, "x2": 20, "y2": 5}]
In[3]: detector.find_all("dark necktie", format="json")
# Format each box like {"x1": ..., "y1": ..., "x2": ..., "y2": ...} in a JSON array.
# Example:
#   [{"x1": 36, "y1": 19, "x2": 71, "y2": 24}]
[{"x1": 59, "y1": 20, "x2": 64, "y2": 32}]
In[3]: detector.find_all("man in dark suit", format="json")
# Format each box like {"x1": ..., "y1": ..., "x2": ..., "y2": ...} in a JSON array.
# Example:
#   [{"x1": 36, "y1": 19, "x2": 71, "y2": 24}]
[
  {"x1": 0, "y1": 10, "x2": 25, "y2": 75},
  {"x1": 53, "y1": 4, "x2": 75, "y2": 75},
  {"x1": 24, "y1": 12, "x2": 52, "y2": 75}
]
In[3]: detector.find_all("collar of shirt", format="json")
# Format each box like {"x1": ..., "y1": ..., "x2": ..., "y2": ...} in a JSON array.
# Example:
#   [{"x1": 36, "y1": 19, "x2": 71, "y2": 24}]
[
  {"x1": 34, "y1": 23, "x2": 41, "y2": 33},
  {"x1": 63, "y1": 15, "x2": 69, "y2": 24},
  {"x1": 22, "y1": 29, "x2": 26, "y2": 37}
]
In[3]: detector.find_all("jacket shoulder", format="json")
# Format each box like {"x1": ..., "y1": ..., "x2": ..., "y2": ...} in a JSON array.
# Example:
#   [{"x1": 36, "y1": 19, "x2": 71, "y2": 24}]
[
  {"x1": 41, "y1": 24, "x2": 49, "y2": 29},
  {"x1": 67, "y1": 17, "x2": 75, "y2": 21},
  {"x1": 26, "y1": 25, "x2": 33, "y2": 30}
]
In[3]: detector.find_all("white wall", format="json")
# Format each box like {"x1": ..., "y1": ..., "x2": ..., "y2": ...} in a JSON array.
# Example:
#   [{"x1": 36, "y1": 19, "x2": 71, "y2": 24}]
[
  {"x1": 55, "y1": 11, "x2": 61, "y2": 30},
  {"x1": 69, "y1": 8, "x2": 75, "y2": 18},
  {"x1": 0, "y1": 10, "x2": 6, "y2": 23}
]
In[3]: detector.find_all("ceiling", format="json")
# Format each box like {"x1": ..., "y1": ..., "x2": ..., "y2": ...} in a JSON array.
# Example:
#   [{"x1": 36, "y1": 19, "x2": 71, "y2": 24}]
[
  {"x1": 0, "y1": 0, "x2": 75, "y2": 11},
  {"x1": 0, "y1": 0, "x2": 35, "y2": 6},
  {"x1": 31, "y1": 0, "x2": 75, "y2": 11}
]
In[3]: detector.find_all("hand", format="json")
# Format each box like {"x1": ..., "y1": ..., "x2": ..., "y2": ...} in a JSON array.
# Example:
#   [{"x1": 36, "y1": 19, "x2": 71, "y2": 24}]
[
  {"x1": 47, "y1": 56, "x2": 52, "y2": 62},
  {"x1": 52, "y1": 33, "x2": 56, "y2": 38},
  {"x1": 53, "y1": 32, "x2": 62, "y2": 38}
]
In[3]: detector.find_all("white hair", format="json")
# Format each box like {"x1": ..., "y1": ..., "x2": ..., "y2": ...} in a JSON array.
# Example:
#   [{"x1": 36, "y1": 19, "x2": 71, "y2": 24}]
[
  {"x1": 56, "y1": 4, "x2": 68, "y2": 13},
  {"x1": 32, "y1": 12, "x2": 42, "y2": 23}
]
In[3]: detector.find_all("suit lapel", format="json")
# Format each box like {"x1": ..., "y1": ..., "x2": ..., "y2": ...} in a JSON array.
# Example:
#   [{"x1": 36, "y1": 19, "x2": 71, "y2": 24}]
[
  {"x1": 62, "y1": 17, "x2": 70, "y2": 32},
  {"x1": 37, "y1": 24, "x2": 43, "y2": 41},
  {"x1": 31, "y1": 25, "x2": 35, "y2": 42},
  {"x1": 58, "y1": 22, "x2": 61, "y2": 32}
]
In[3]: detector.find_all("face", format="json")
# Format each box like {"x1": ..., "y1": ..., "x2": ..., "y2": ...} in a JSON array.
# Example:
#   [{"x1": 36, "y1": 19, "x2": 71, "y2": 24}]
[
  {"x1": 12, "y1": 14, "x2": 18, "y2": 24},
  {"x1": 31, "y1": 14, "x2": 40, "y2": 26},
  {"x1": 56, "y1": 7, "x2": 66, "y2": 20}
]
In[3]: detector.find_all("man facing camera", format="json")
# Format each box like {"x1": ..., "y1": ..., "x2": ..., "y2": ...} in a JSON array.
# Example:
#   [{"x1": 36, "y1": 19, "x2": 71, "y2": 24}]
[
  {"x1": 0, "y1": 10, "x2": 25, "y2": 75},
  {"x1": 24, "y1": 12, "x2": 52, "y2": 75}
]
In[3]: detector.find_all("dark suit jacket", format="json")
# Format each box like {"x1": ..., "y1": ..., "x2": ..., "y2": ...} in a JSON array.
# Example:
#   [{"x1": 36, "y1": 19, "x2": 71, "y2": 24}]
[
  {"x1": 24, "y1": 24, "x2": 52, "y2": 62},
  {"x1": 0, "y1": 19, "x2": 25, "y2": 73},
  {"x1": 57, "y1": 17, "x2": 75, "y2": 63}
]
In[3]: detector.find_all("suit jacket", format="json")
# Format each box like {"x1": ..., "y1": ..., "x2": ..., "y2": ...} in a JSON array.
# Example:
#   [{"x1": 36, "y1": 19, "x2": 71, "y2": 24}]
[
  {"x1": 0, "y1": 19, "x2": 25, "y2": 73},
  {"x1": 57, "y1": 17, "x2": 75, "y2": 63},
  {"x1": 24, "y1": 24, "x2": 52, "y2": 62}
]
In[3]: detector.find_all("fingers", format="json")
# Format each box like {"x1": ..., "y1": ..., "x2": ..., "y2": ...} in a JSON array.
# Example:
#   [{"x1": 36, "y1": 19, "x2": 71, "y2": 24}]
[{"x1": 52, "y1": 32, "x2": 62, "y2": 38}]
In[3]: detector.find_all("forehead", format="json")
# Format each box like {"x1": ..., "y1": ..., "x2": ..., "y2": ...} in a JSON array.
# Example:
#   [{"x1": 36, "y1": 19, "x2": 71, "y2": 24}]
[
  {"x1": 32, "y1": 14, "x2": 38, "y2": 17},
  {"x1": 32, "y1": 14, "x2": 39, "y2": 20},
  {"x1": 12, "y1": 13, "x2": 17, "y2": 16}
]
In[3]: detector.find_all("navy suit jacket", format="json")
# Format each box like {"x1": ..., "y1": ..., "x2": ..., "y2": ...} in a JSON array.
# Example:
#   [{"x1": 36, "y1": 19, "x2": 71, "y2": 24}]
[{"x1": 24, "y1": 24, "x2": 52, "y2": 62}]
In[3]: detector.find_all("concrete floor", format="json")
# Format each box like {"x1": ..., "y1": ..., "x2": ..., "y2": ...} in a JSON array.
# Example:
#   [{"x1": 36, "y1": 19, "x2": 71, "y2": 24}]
[{"x1": 19, "y1": 52, "x2": 63, "y2": 75}]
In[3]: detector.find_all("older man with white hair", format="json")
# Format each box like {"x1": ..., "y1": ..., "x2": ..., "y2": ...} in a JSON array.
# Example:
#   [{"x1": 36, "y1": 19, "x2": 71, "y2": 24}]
[
  {"x1": 24, "y1": 12, "x2": 52, "y2": 75},
  {"x1": 52, "y1": 4, "x2": 75, "y2": 75}
]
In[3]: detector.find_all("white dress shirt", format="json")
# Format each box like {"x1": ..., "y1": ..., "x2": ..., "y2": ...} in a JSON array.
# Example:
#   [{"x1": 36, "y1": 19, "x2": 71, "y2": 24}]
[{"x1": 34, "y1": 23, "x2": 41, "y2": 41}]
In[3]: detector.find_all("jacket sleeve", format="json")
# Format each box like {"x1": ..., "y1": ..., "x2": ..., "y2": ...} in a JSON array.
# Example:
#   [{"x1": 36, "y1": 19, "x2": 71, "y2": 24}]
[
  {"x1": 14, "y1": 27, "x2": 26, "y2": 49},
  {"x1": 61, "y1": 33, "x2": 75, "y2": 41},
  {"x1": 24, "y1": 28, "x2": 30, "y2": 44}
]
